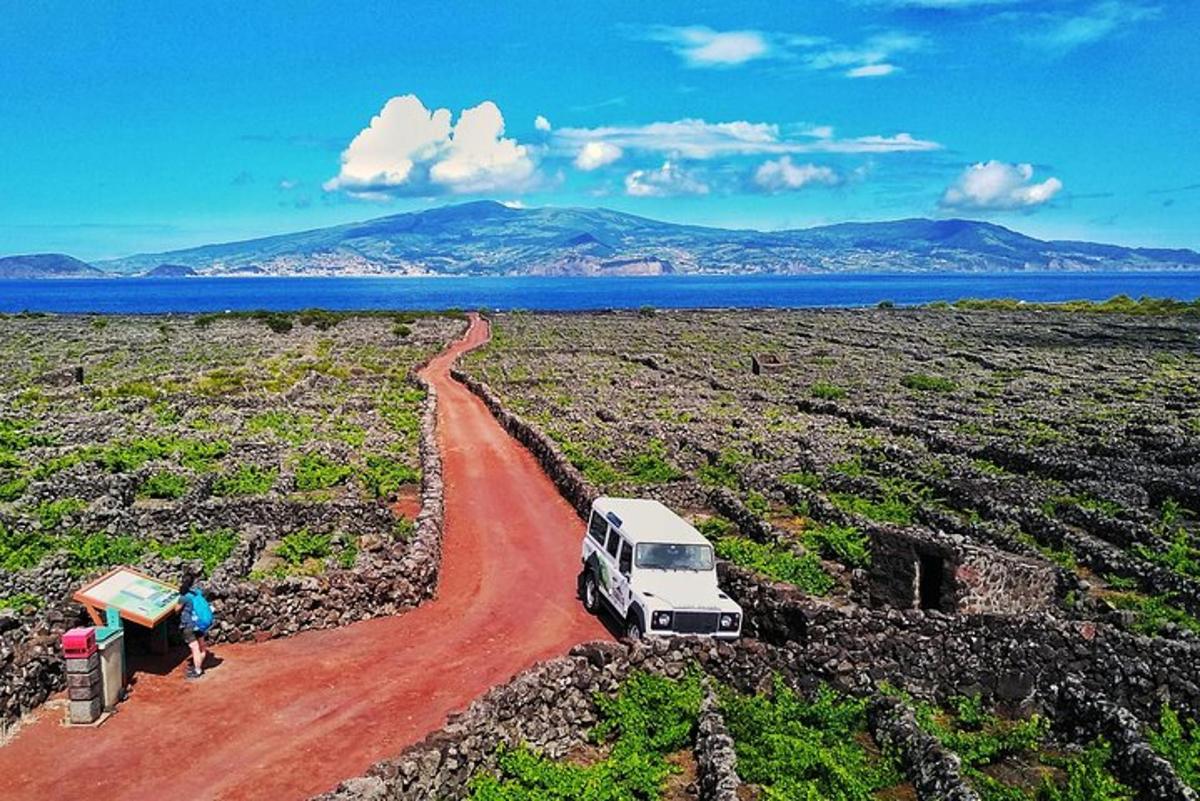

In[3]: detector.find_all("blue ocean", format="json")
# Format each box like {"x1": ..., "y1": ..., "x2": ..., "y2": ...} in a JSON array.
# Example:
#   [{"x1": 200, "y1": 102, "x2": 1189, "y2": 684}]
[{"x1": 0, "y1": 273, "x2": 1197, "y2": 314}]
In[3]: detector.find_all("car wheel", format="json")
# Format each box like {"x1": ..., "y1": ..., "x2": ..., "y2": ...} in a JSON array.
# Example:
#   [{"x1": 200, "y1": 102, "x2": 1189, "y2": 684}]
[
  {"x1": 582, "y1": 573, "x2": 601, "y2": 613},
  {"x1": 625, "y1": 616, "x2": 643, "y2": 641}
]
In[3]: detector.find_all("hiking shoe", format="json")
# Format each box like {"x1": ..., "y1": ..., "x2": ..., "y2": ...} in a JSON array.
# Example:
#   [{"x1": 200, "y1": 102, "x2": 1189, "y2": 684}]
[{"x1": 185, "y1": 667, "x2": 204, "y2": 681}]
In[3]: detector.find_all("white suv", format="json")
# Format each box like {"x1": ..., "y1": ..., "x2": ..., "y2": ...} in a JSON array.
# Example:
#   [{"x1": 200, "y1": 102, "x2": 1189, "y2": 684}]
[{"x1": 579, "y1": 496, "x2": 743, "y2": 640}]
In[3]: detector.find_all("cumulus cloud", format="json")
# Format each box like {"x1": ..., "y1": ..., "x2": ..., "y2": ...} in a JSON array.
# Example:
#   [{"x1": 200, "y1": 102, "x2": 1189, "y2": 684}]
[
  {"x1": 574, "y1": 141, "x2": 623, "y2": 171},
  {"x1": 646, "y1": 26, "x2": 772, "y2": 67},
  {"x1": 753, "y1": 158, "x2": 841, "y2": 192},
  {"x1": 624, "y1": 161, "x2": 709, "y2": 197},
  {"x1": 324, "y1": 94, "x2": 536, "y2": 197},
  {"x1": 940, "y1": 161, "x2": 1063, "y2": 210},
  {"x1": 554, "y1": 119, "x2": 940, "y2": 159},
  {"x1": 534, "y1": 115, "x2": 552, "y2": 132}
]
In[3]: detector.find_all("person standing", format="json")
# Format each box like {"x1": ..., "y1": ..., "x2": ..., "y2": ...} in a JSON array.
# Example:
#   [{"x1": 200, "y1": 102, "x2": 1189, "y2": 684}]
[{"x1": 178, "y1": 571, "x2": 213, "y2": 680}]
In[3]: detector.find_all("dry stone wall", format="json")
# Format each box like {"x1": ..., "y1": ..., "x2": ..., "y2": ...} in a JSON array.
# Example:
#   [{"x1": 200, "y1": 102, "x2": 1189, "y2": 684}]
[{"x1": 1, "y1": 375, "x2": 445, "y2": 734}]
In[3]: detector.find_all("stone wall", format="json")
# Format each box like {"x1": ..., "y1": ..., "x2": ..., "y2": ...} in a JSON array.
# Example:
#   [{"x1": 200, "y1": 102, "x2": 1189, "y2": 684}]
[
  {"x1": 868, "y1": 525, "x2": 1059, "y2": 615},
  {"x1": 868, "y1": 696, "x2": 980, "y2": 801},
  {"x1": 694, "y1": 684, "x2": 743, "y2": 801},
  {"x1": 1056, "y1": 678, "x2": 1198, "y2": 801},
  {"x1": 312, "y1": 636, "x2": 1199, "y2": 801},
  {"x1": 451, "y1": 369, "x2": 596, "y2": 519},
  {"x1": 1, "y1": 375, "x2": 445, "y2": 734},
  {"x1": 720, "y1": 561, "x2": 1200, "y2": 725}
]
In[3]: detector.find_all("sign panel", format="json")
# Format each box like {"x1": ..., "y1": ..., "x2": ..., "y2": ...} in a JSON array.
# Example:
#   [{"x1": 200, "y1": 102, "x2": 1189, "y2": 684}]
[{"x1": 74, "y1": 567, "x2": 180, "y2": 628}]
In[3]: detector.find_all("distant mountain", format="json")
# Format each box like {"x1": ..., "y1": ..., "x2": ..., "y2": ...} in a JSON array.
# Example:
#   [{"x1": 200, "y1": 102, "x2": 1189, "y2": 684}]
[
  {"x1": 143, "y1": 263, "x2": 196, "y2": 277},
  {"x1": 23, "y1": 201, "x2": 1200, "y2": 277},
  {"x1": 0, "y1": 253, "x2": 102, "y2": 278}
]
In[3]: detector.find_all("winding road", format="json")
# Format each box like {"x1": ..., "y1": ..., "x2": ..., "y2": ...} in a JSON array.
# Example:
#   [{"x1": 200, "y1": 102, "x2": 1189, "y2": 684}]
[{"x1": 0, "y1": 314, "x2": 610, "y2": 800}]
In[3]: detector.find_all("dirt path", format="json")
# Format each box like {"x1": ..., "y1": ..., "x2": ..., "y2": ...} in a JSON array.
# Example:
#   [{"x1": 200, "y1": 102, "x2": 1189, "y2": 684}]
[{"x1": 0, "y1": 314, "x2": 609, "y2": 800}]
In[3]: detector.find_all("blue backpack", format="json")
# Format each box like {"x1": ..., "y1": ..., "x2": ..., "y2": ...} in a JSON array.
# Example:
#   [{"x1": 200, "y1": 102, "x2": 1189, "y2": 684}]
[{"x1": 190, "y1": 589, "x2": 214, "y2": 634}]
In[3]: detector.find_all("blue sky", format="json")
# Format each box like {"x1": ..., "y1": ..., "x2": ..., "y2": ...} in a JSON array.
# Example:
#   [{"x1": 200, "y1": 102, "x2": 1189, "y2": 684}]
[{"x1": 1, "y1": 0, "x2": 1197, "y2": 259}]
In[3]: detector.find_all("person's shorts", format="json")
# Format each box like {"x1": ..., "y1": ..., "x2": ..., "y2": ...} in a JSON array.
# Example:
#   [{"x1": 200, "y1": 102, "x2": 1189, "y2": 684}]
[{"x1": 182, "y1": 627, "x2": 198, "y2": 644}]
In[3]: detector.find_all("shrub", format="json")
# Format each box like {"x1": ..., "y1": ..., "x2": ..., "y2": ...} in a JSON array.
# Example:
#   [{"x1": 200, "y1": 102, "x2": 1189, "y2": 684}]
[
  {"x1": 36, "y1": 497, "x2": 87, "y2": 529},
  {"x1": 810, "y1": 381, "x2": 847, "y2": 400},
  {"x1": 212, "y1": 464, "x2": 277, "y2": 496},
  {"x1": 359, "y1": 454, "x2": 419, "y2": 499},
  {"x1": 151, "y1": 528, "x2": 238, "y2": 575},
  {"x1": 697, "y1": 449, "x2": 747, "y2": 489},
  {"x1": 0, "y1": 592, "x2": 44, "y2": 612},
  {"x1": 294, "y1": 452, "x2": 351, "y2": 492},
  {"x1": 802, "y1": 522, "x2": 871, "y2": 568},
  {"x1": 276, "y1": 528, "x2": 331, "y2": 564},
  {"x1": 59, "y1": 531, "x2": 147, "y2": 575},
  {"x1": 695, "y1": 515, "x2": 733, "y2": 540},
  {"x1": 393, "y1": 516, "x2": 416, "y2": 541},
  {"x1": 469, "y1": 670, "x2": 702, "y2": 801},
  {"x1": 722, "y1": 678, "x2": 901, "y2": 801},
  {"x1": 714, "y1": 536, "x2": 834, "y2": 595},
  {"x1": 0, "y1": 520, "x2": 57, "y2": 570},
  {"x1": 902, "y1": 373, "x2": 957, "y2": 393},
  {"x1": 828, "y1": 490, "x2": 915, "y2": 526},
  {"x1": 0, "y1": 476, "x2": 28, "y2": 502},
  {"x1": 781, "y1": 470, "x2": 821, "y2": 489},
  {"x1": 621, "y1": 439, "x2": 682, "y2": 485},
  {"x1": 139, "y1": 471, "x2": 188, "y2": 500},
  {"x1": 1148, "y1": 704, "x2": 1200, "y2": 790}
]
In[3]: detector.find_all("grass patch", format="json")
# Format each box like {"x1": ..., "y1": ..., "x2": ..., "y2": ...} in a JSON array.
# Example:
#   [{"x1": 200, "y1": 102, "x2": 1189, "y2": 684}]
[
  {"x1": 359, "y1": 454, "x2": 420, "y2": 499},
  {"x1": 1148, "y1": 704, "x2": 1200, "y2": 791},
  {"x1": 150, "y1": 528, "x2": 238, "y2": 575},
  {"x1": 902, "y1": 373, "x2": 957, "y2": 393},
  {"x1": 35, "y1": 497, "x2": 87, "y2": 529},
  {"x1": 697, "y1": 448, "x2": 747, "y2": 490},
  {"x1": 714, "y1": 536, "x2": 834, "y2": 595},
  {"x1": 139, "y1": 470, "x2": 188, "y2": 500},
  {"x1": 621, "y1": 439, "x2": 682, "y2": 485},
  {"x1": 801, "y1": 521, "x2": 871, "y2": 568},
  {"x1": 469, "y1": 670, "x2": 702, "y2": 801},
  {"x1": 293, "y1": 452, "x2": 351, "y2": 492},
  {"x1": 722, "y1": 678, "x2": 902, "y2": 801},
  {"x1": 212, "y1": 464, "x2": 277, "y2": 496},
  {"x1": 0, "y1": 592, "x2": 44, "y2": 612},
  {"x1": 1105, "y1": 591, "x2": 1200, "y2": 637},
  {"x1": 810, "y1": 381, "x2": 847, "y2": 400}
]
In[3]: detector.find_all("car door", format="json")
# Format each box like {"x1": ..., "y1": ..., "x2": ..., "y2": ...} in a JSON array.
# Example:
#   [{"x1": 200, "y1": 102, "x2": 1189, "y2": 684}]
[
  {"x1": 611, "y1": 539, "x2": 633, "y2": 615},
  {"x1": 597, "y1": 526, "x2": 622, "y2": 605}
]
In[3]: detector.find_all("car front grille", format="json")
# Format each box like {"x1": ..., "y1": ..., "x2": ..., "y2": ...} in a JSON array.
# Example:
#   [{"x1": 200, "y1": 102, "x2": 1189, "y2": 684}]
[{"x1": 673, "y1": 611, "x2": 719, "y2": 634}]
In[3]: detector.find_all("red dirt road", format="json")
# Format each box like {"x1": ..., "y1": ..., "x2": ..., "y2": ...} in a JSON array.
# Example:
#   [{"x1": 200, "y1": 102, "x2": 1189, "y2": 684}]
[{"x1": 0, "y1": 314, "x2": 609, "y2": 800}]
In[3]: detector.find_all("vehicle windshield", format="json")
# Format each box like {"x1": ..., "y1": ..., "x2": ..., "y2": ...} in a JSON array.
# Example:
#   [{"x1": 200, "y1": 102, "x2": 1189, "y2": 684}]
[{"x1": 635, "y1": 542, "x2": 714, "y2": 571}]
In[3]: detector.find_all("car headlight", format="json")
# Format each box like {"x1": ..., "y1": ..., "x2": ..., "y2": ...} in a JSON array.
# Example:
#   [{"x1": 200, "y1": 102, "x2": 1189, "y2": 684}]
[
  {"x1": 719, "y1": 613, "x2": 740, "y2": 630},
  {"x1": 651, "y1": 611, "x2": 673, "y2": 630}
]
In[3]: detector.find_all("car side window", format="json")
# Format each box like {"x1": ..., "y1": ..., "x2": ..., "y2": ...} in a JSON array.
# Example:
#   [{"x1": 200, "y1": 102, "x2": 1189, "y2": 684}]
[
  {"x1": 605, "y1": 528, "x2": 621, "y2": 558},
  {"x1": 618, "y1": 541, "x2": 632, "y2": 577},
  {"x1": 588, "y1": 513, "x2": 609, "y2": 545}
]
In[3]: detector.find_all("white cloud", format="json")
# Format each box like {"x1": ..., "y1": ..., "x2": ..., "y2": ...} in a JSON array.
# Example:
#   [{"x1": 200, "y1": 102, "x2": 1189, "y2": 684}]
[
  {"x1": 1026, "y1": 1, "x2": 1158, "y2": 52},
  {"x1": 940, "y1": 161, "x2": 1063, "y2": 210},
  {"x1": 534, "y1": 115, "x2": 552, "y2": 132},
  {"x1": 324, "y1": 94, "x2": 536, "y2": 196},
  {"x1": 624, "y1": 161, "x2": 709, "y2": 197},
  {"x1": 574, "y1": 141, "x2": 623, "y2": 171},
  {"x1": 847, "y1": 63, "x2": 899, "y2": 78},
  {"x1": 642, "y1": 25, "x2": 921, "y2": 77},
  {"x1": 753, "y1": 158, "x2": 841, "y2": 192},
  {"x1": 805, "y1": 32, "x2": 923, "y2": 77},
  {"x1": 501, "y1": 199, "x2": 526, "y2": 209},
  {"x1": 554, "y1": 119, "x2": 940, "y2": 159},
  {"x1": 647, "y1": 26, "x2": 772, "y2": 67}
]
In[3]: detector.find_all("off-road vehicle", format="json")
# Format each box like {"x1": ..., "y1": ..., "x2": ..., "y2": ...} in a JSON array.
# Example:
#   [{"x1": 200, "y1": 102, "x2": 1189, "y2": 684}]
[{"x1": 579, "y1": 496, "x2": 743, "y2": 640}]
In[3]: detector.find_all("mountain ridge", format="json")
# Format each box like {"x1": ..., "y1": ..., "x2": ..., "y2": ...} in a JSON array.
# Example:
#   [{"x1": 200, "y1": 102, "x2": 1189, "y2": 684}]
[{"x1": 6, "y1": 201, "x2": 1199, "y2": 277}]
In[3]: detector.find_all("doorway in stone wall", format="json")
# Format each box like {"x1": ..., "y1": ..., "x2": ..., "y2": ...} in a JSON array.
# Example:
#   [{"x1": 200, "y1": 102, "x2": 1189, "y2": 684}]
[{"x1": 917, "y1": 553, "x2": 944, "y2": 610}]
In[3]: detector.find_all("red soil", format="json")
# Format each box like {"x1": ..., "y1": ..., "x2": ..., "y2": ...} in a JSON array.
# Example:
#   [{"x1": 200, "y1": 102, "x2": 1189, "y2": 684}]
[{"x1": 0, "y1": 314, "x2": 610, "y2": 800}]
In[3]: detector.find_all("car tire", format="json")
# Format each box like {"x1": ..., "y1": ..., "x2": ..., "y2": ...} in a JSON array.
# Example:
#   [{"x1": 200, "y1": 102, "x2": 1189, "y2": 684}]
[
  {"x1": 582, "y1": 572, "x2": 601, "y2": 613},
  {"x1": 625, "y1": 615, "x2": 644, "y2": 641}
]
